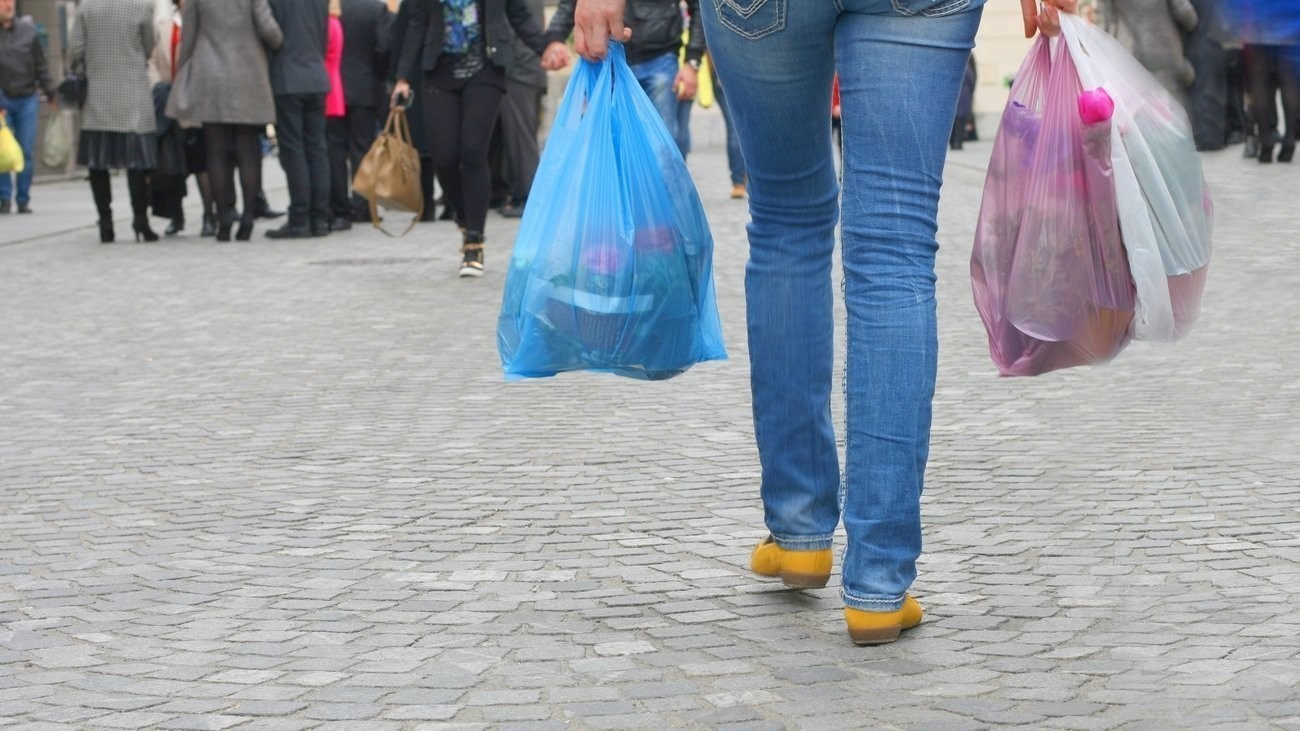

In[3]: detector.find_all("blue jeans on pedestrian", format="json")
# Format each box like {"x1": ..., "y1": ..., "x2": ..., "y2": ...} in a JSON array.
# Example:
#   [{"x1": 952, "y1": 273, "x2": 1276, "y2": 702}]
[
  {"x1": 0, "y1": 93, "x2": 39, "y2": 206},
  {"x1": 630, "y1": 52, "x2": 686, "y2": 158},
  {"x1": 711, "y1": 71, "x2": 746, "y2": 185},
  {"x1": 700, "y1": 0, "x2": 984, "y2": 612}
]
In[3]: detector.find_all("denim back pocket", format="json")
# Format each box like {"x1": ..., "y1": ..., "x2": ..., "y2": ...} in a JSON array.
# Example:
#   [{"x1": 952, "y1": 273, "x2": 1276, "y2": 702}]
[
  {"x1": 713, "y1": 0, "x2": 786, "y2": 40},
  {"x1": 890, "y1": 0, "x2": 973, "y2": 17}
]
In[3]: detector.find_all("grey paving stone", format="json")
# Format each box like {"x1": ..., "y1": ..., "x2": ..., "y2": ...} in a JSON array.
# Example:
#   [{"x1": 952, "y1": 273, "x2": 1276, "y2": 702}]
[{"x1": 2, "y1": 137, "x2": 1296, "y2": 731}]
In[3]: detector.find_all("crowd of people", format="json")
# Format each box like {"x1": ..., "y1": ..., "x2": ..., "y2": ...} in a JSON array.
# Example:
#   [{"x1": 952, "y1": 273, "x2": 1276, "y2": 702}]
[{"x1": 1, "y1": 0, "x2": 733, "y2": 280}]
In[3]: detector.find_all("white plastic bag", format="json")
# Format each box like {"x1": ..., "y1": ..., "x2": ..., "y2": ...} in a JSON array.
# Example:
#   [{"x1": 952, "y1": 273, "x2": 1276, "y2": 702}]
[
  {"x1": 40, "y1": 113, "x2": 70, "y2": 170},
  {"x1": 1059, "y1": 14, "x2": 1212, "y2": 341}
]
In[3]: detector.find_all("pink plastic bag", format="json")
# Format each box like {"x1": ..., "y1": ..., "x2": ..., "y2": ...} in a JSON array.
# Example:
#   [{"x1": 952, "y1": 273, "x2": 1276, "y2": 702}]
[{"x1": 971, "y1": 38, "x2": 1136, "y2": 377}]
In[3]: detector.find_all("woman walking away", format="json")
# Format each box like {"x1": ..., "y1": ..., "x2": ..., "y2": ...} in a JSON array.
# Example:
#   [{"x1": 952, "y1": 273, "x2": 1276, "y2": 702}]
[
  {"x1": 390, "y1": 0, "x2": 548, "y2": 278},
  {"x1": 571, "y1": 0, "x2": 1076, "y2": 645},
  {"x1": 69, "y1": 0, "x2": 159, "y2": 243},
  {"x1": 166, "y1": 0, "x2": 283, "y2": 241}
]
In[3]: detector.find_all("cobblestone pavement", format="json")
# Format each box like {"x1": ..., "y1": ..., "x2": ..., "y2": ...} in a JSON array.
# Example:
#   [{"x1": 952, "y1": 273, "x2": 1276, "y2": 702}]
[{"x1": 2, "y1": 131, "x2": 1298, "y2": 731}]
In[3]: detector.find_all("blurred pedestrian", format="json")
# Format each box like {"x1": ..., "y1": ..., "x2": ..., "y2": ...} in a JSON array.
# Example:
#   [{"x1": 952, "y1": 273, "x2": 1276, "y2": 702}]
[
  {"x1": 493, "y1": 0, "x2": 546, "y2": 219},
  {"x1": 568, "y1": 0, "x2": 1075, "y2": 645},
  {"x1": 151, "y1": 0, "x2": 216, "y2": 237},
  {"x1": 1184, "y1": 0, "x2": 1233, "y2": 151},
  {"x1": 709, "y1": 53, "x2": 747, "y2": 199},
  {"x1": 390, "y1": 0, "x2": 549, "y2": 278},
  {"x1": 1103, "y1": 0, "x2": 1198, "y2": 107},
  {"x1": 540, "y1": 0, "x2": 704, "y2": 159},
  {"x1": 324, "y1": 0, "x2": 349, "y2": 231},
  {"x1": 329, "y1": 0, "x2": 392, "y2": 227},
  {"x1": 0, "y1": 0, "x2": 57, "y2": 214},
  {"x1": 950, "y1": 53, "x2": 976, "y2": 150},
  {"x1": 70, "y1": 0, "x2": 158, "y2": 243},
  {"x1": 267, "y1": 0, "x2": 332, "y2": 239},
  {"x1": 167, "y1": 0, "x2": 283, "y2": 241}
]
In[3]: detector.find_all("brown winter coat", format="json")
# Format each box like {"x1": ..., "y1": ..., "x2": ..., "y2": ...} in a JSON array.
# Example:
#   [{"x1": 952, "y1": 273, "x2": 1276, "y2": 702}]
[{"x1": 165, "y1": 0, "x2": 284, "y2": 126}]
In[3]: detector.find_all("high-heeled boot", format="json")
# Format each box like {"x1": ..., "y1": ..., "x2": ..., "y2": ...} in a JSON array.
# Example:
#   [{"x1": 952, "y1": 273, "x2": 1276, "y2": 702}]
[
  {"x1": 215, "y1": 207, "x2": 235, "y2": 242},
  {"x1": 127, "y1": 170, "x2": 159, "y2": 242},
  {"x1": 89, "y1": 169, "x2": 115, "y2": 244}
]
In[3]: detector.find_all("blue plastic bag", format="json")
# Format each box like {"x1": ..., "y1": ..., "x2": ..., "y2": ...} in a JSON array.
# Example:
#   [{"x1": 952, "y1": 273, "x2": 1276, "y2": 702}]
[{"x1": 497, "y1": 43, "x2": 726, "y2": 380}]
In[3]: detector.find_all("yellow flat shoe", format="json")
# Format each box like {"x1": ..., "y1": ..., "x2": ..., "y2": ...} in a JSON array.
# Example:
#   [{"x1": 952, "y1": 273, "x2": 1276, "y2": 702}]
[
  {"x1": 750, "y1": 536, "x2": 832, "y2": 589},
  {"x1": 844, "y1": 595, "x2": 924, "y2": 646}
]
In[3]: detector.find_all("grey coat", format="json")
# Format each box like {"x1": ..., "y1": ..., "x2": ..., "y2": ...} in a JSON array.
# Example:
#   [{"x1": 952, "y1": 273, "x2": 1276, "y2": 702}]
[
  {"x1": 166, "y1": 0, "x2": 284, "y2": 126},
  {"x1": 68, "y1": 0, "x2": 156, "y2": 134}
]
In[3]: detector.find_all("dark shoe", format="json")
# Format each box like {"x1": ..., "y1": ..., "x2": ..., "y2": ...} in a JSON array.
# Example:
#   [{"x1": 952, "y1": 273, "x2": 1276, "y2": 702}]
[
  {"x1": 265, "y1": 223, "x2": 311, "y2": 240},
  {"x1": 459, "y1": 231, "x2": 485, "y2": 278},
  {"x1": 98, "y1": 219, "x2": 115, "y2": 244},
  {"x1": 1244, "y1": 135, "x2": 1260, "y2": 159},
  {"x1": 310, "y1": 219, "x2": 330, "y2": 237},
  {"x1": 133, "y1": 218, "x2": 160, "y2": 242},
  {"x1": 165, "y1": 215, "x2": 184, "y2": 236},
  {"x1": 215, "y1": 209, "x2": 235, "y2": 242},
  {"x1": 498, "y1": 200, "x2": 525, "y2": 219},
  {"x1": 0, "y1": 200, "x2": 10, "y2": 213},
  {"x1": 235, "y1": 218, "x2": 254, "y2": 241},
  {"x1": 254, "y1": 197, "x2": 285, "y2": 220},
  {"x1": 329, "y1": 217, "x2": 352, "y2": 232},
  {"x1": 420, "y1": 205, "x2": 438, "y2": 222},
  {"x1": 17, "y1": 202, "x2": 32, "y2": 214},
  {"x1": 439, "y1": 206, "x2": 456, "y2": 221},
  {"x1": 1279, "y1": 143, "x2": 1295, "y2": 163},
  {"x1": 1259, "y1": 144, "x2": 1274, "y2": 164},
  {"x1": 200, "y1": 214, "x2": 216, "y2": 237}
]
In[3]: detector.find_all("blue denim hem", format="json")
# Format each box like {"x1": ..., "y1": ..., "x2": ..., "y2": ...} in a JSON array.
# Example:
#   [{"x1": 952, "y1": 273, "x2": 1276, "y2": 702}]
[
  {"x1": 842, "y1": 589, "x2": 906, "y2": 612},
  {"x1": 769, "y1": 532, "x2": 833, "y2": 551}
]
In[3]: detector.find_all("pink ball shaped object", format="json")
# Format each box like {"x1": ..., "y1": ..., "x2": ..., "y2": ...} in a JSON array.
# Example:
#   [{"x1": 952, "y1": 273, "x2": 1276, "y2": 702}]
[{"x1": 1078, "y1": 88, "x2": 1115, "y2": 124}]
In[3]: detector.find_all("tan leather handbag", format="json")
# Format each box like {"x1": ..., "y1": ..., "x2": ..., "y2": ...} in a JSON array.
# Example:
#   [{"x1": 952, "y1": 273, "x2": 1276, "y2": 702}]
[{"x1": 352, "y1": 107, "x2": 424, "y2": 236}]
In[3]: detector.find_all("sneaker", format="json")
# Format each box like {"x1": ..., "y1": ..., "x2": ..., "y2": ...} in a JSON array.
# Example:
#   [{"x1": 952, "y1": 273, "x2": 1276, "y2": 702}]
[
  {"x1": 730, "y1": 182, "x2": 746, "y2": 199},
  {"x1": 845, "y1": 595, "x2": 924, "y2": 646},
  {"x1": 17, "y1": 202, "x2": 32, "y2": 214},
  {"x1": 750, "y1": 536, "x2": 831, "y2": 589},
  {"x1": 459, "y1": 232, "x2": 485, "y2": 278}
]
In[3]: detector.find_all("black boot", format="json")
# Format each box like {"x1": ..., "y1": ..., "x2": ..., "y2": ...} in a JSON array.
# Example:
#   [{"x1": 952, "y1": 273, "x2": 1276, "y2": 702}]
[
  {"x1": 89, "y1": 169, "x2": 114, "y2": 243},
  {"x1": 200, "y1": 213, "x2": 216, "y2": 237},
  {"x1": 127, "y1": 170, "x2": 159, "y2": 242},
  {"x1": 165, "y1": 213, "x2": 185, "y2": 236}
]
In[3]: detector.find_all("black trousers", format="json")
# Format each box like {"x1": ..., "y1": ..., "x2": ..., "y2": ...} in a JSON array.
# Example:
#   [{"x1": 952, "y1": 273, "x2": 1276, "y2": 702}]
[
  {"x1": 327, "y1": 106, "x2": 379, "y2": 220},
  {"x1": 497, "y1": 79, "x2": 543, "y2": 202},
  {"x1": 422, "y1": 65, "x2": 507, "y2": 234},
  {"x1": 275, "y1": 93, "x2": 330, "y2": 226}
]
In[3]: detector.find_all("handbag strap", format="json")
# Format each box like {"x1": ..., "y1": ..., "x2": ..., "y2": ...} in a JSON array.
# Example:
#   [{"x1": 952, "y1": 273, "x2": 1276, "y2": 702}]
[{"x1": 368, "y1": 195, "x2": 422, "y2": 238}]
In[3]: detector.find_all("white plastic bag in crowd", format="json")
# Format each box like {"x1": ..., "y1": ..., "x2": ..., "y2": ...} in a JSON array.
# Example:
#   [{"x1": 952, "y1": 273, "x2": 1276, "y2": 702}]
[{"x1": 1059, "y1": 13, "x2": 1212, "y2": 342}]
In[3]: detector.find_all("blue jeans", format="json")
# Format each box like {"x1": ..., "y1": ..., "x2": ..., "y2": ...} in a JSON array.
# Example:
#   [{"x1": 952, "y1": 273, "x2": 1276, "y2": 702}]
[
  {"x1": 630, "y1": 52, "x2": 686, "y2": 158},
  {"x1": 701, "y1": 0, "x2": 984, "y2": 611},
  {"x1": 711, "y1": 69, "x2": 746, "y2": 185},
  {"x1": 0, "y1": 94, "x2": 39, "y2": 206}
]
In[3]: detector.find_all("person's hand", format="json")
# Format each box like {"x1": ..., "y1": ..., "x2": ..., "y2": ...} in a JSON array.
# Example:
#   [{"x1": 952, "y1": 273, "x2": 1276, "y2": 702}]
[
  {"x1": 1021, "y1": 0, "x2": 1077, "y2": 38},
  {"x1": 390, "y1": 79, "x2": 411, "y2": 108},
  {"x1": 541, "y1": 41, "x2": 570, "y2": 71},
  {"x1": 573, "y1": 0, "x2": 631, "y2": 62},
  {"x1": 674, "y1": 65, "x2": 697, "y2": 101}
]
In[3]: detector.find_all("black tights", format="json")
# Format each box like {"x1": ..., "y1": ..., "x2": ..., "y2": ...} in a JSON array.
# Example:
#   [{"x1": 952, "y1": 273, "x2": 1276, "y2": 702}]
[
  {"x1": 1244, "y1": 44, "x2": 1300, "y2": 152},
  {"x1": 421, "y1": 69, "x2": 506, "y2": 234},
  {"x1": 204, "y1": 123, "x2": 263, "y2": 224},
  {"x1": 88, "y1": 168, "x2": 151, "y2": 223}
]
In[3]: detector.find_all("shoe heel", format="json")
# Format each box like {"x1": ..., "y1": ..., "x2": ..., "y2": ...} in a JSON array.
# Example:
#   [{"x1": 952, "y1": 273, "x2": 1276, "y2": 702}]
[
  {"x1": 778, "y1": 571, "x2": 831, "y2": 590},
  {"x1": 847, "y1": 625, "x2": 904, "y2": 646}
]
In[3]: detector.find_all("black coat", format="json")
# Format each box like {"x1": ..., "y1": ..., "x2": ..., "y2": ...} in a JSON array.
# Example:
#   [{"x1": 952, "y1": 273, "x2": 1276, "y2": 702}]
[
  {"x1": 340, "y1": 0, "x2": 393, "y2": 109},
  {"x1": 267, "y1": 0, "x2": 330, "y2": 96},
  {"x1": 395, "y1": 0, "x2": 548, "y2": 82}
]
